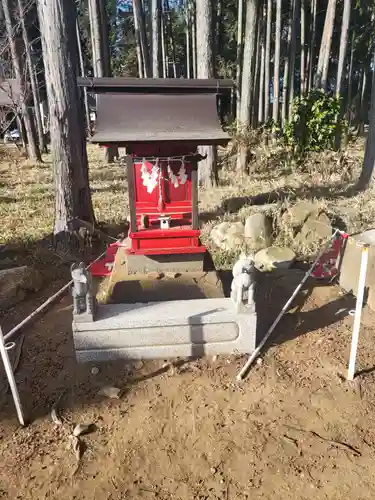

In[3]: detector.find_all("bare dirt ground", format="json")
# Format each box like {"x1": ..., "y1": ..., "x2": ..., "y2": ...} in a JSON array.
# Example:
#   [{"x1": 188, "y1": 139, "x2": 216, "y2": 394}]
[{"x1": 1, "y1": 277, "x2": 375, "y2": 500}]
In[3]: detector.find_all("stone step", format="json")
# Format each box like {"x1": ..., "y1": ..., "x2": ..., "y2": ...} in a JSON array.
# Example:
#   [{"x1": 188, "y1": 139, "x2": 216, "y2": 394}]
[{"x1": 73, "y1": 298, "x2": 256, "y2": 362}]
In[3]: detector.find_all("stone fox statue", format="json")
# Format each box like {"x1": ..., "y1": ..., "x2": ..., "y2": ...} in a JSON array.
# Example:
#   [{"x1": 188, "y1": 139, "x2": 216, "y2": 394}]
[
  {"x1": 231, "y1": 253, "x2": 255, "y2": 312},
  {"x1": 71, "y1": 262, "x2": 94, "y2": 317}
]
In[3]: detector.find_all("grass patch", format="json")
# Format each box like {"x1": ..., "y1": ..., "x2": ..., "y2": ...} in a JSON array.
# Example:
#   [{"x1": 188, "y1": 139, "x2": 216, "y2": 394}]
[{"x1": 0, "y1": 144, "x2": 129, "y2": 246}]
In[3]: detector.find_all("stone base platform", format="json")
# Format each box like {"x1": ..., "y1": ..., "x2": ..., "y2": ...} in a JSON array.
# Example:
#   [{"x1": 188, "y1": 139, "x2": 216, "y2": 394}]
[{"x1": 73, "y1": 298, "x2": 256, "y2": 363}]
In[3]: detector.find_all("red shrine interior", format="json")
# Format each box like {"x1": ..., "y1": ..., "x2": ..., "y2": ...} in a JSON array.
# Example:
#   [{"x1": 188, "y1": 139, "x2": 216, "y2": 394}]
[{"x1": 127, "y1": 142, "x2": 203, "y2": 256}]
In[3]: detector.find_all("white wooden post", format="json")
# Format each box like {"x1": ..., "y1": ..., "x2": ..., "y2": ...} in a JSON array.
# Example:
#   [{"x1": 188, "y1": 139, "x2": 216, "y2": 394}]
[
  {"x1": 0, "y1": 326, "x2": 26, "y2": 426},
  {"x1": 347, "y1": 244, "x2": 369, "y2": 381}
]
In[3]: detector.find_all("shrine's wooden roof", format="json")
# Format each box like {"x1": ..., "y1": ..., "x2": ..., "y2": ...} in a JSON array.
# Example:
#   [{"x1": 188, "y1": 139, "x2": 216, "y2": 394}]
[
  {"x1": 90, "y1": 92, "x2": 230, "y2": 145},
  {"x1": 77, "y1": 77, "x2": 233, "y2": 94}
]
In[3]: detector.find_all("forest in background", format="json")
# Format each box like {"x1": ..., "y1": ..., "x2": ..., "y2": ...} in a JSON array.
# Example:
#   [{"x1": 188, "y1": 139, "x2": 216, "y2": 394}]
[{"x1": 0, "y1": 0, "x2": 374, "y2": 243}]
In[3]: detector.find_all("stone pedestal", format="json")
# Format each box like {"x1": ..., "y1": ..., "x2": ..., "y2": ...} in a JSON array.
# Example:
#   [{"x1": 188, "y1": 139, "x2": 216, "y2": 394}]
[{"x1": 72, "y1": 298, "x2": 257, "y2": 362}]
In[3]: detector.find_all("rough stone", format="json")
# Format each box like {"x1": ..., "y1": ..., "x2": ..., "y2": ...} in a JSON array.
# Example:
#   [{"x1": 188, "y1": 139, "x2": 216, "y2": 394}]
[
  {"x1": 296, "y1": 212, "x2": 332, "y2": 245},
  {"x1": 254, "y1": 246, "x2": 296, "y2": 271},
  {"x1": 244, "y1": 213, "x2": 273, "y2": 251},
  {"x1": 210, "y1": 221, "x2": 245, "y2": 251},
  {"x1": 0, "y1": 266, "x2": 43, "y2": 310},
  {"x1": 286, "y1": 201, "x2": 319, "y2": 228},
  {"x1": 339, "y1": 229, "x2": 375, "y2": 311}
]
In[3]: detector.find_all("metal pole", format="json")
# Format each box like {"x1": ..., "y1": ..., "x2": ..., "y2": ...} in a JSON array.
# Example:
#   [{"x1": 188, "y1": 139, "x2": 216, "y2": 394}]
[
  {"x1": 347, "y1": 244, "x2": 369, "y2": 381},
  {"x1": 236, "y1": 230, "x2": 339, "y2": 381},
  {"x1": 0, "y1": 326, "x2": 26, "y2": 426}
]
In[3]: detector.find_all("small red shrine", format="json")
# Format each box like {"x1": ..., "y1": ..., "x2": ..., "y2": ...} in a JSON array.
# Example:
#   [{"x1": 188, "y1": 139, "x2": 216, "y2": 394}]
[{"x1": 78, "y1": 77, "x2": 232, "y2": 277}]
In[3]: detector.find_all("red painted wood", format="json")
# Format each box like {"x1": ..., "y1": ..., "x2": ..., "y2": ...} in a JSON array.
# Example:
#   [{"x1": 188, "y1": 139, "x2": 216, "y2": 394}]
[
  {"x1": 89, "y1": 241, "x2": 123, "y2": 277},
  {"x1": 127, "y1": 246, "x2": 206, "y2": 256},
  {"x1": 126, "y1": 143, "x2": 203, "y2": 255}
]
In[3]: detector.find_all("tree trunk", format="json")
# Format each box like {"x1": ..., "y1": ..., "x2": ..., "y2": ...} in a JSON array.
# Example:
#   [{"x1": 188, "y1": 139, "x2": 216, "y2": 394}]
[
  {"x1": 216, "y1": 0, "x2": 224, "y2": 60},
  {"x1": 134, "y1": 3, "x2": 145, "y2": 77},
  {"x1": 334, "y1": 0, "x2": 351, "y2": 149},
  {"x1": 288, "y1": 0, "x2": 298, "y2": 120},
  {"x1": 99, "y1": 0, "x2": 111, "y2": 75},
  {"x1": 161, "y1": 8, "x2": 168, "y2": 76},
  {"x1": 18, "y1": 0, "x2": 46, "y2": 154},
  {"x1": 315, "y1": 0, "x2": 336, "y2": 90},
  {"x1": 185, "y1": 0, "x2": 191, "y2": 77},
  {"x1": 358, "y1": 67, "x2": 368, "y2": 136},
  {"x1": 357, "y1": 53, "x2": 375, "y2": 190},
  {"x1": 89, "y1": 0, "x2": 118, "y2": 162},
  {"x1": 264, "y1": 0, "x2": 271, "y2": 121},
  {"x1": 88, "y1": 0, "x2": 112, "y2": 77},
  {"x1": 335, "y1": 0, "x2": 350, "y2": 97},
  {"x1": 236, "y1": 0, "x2": 245, "y2": 124},
  {"x1": 88, "y1": 0, "x2": 103, "y2": 76},
  {"x1": 281, "y1": 0, "x2": 292, "y2": 127},
  {"x1": 196, "y1": 0, "x2": 216, "y2": 187},
  {"x1": 237, "y1": 0, "x2": 259, "y2": 172},
  {"x1": 307, "y1": 0, "x2": 316, "y2": 92},
  {"x1": 164, "y1": 0, "x2": 177, "y2": 77},
  {"x1": 258, "y1": 2, "x2": 265, "y2": 125},
  {"x1": 37, "y1": 0, "x2": 95, "y2": 241},
  {"x1": 151, "y1": 0, "x2": 161, "y2": 77},
  {"x1": 300, "y1": 0, "x2": 305, "y2": 95},
  {"x1": 346, "y1": 31, "x2": 355, "y2": 127},
  {"x1": 133, "y1": 0, "x2": 151, "y2": 77},
  {"x1": 76, "y1": 20, "x2": 91, "y2": 134},
  {"x1": 272, "y1": 0, "x2": 281, "y2": 123},
  {"x1": 252, "y1": 1, "x2": 262, "y2": 127},
  {"x1": 2, "y1": 0, "x2": 41, "y2": 161},
  {"x1": 192, "y1": 4, "x2": 197, "y2": 78}
]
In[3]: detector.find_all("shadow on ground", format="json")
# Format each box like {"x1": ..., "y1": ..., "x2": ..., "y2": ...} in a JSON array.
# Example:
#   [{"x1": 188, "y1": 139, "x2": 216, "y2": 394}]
[{"x1": 201, "y1": 182, "x2": 359, "y2": 225}]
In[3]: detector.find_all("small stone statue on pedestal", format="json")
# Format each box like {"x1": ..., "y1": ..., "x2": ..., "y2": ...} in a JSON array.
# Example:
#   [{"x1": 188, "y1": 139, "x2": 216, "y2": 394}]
[
  {"x1": 71, "y1": 262, "x2": 96, "y2": 322},
  {"x1": 231, "y1": 253, "x2": 255, "y2": 313}
]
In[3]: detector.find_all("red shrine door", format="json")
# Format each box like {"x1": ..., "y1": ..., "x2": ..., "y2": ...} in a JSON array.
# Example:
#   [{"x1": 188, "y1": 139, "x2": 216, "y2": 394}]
[
  {"x1": 133, "y1": 157, "x2": 193, "y2": 226},
  {"x1": 127, "y1": 148, "x2": 204, "y2": 256}
]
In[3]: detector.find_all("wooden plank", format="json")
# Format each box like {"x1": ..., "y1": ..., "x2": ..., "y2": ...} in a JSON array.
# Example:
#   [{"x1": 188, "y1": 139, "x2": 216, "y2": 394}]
[
  {"x1": 191, "y1": 164, "x2": 199, "y2": 230},
  {"x1": 126, "y1": 155, "x2": 137, "y2": 233}
]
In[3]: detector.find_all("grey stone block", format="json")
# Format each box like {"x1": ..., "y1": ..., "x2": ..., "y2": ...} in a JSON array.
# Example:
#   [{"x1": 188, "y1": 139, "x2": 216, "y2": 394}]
[
  {"x1": 339, "y1": 229, "x2": 375, "y2": 311},
  {"x1": 73, "y1": 298, "x2": 256, "y2": 362},
  {"x1": 126, "y1": 252, "x2": 204, "y2": 274}
]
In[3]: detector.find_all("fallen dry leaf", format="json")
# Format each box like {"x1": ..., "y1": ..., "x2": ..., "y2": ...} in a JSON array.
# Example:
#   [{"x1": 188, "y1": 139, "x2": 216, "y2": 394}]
[
  {"x1": 98, "y1": 386, "x2": 122, "y2": 399},
  {"x1": 73, "y1": 423, "x2": 95, "y2": 437},
  {"x1": 51, "y1": 407, "x2": 63, "y2": 426},
  {"x1": 69, "y1": 435, "x2": 83, "y2": 461}
]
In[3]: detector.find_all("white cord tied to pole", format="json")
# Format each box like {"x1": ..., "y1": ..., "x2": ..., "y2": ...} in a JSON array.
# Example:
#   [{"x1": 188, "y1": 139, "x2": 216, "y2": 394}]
[
  {"x1": 347, "y1": 244, "x2": 369, "y2": 381},
  {"x1": 236, "y1": 230, "x2": 340, "y2": 382}
]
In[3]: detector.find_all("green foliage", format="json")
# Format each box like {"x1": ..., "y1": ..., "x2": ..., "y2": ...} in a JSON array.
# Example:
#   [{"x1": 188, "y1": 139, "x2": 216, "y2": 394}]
[{"x1": 284, "y1": 90, "x2": 344, "y2": 154}]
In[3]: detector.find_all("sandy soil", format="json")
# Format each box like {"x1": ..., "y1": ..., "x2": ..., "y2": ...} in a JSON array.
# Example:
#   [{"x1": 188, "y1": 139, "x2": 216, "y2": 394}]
[{"x1": 1, "y1": 275, "x2": 375, "y2": 500}]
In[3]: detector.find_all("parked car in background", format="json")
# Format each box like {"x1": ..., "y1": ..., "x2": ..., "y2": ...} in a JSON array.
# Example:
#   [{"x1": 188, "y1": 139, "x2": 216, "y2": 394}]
[{"x1": 4, "y1": 129, "x2": 20, "y2": 143}]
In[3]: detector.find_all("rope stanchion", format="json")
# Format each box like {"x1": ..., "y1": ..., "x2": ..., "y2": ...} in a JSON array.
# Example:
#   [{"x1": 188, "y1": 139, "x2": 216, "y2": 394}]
[
  {"x1": 0, "y1": 326, "x2": 27, "y2": 426},
  {"x1": 236, "y1": 230, "x2": 343, "y2": 382},
  {"x1": 347, "y1": 244, "x2": 369, "y2": 381}
]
